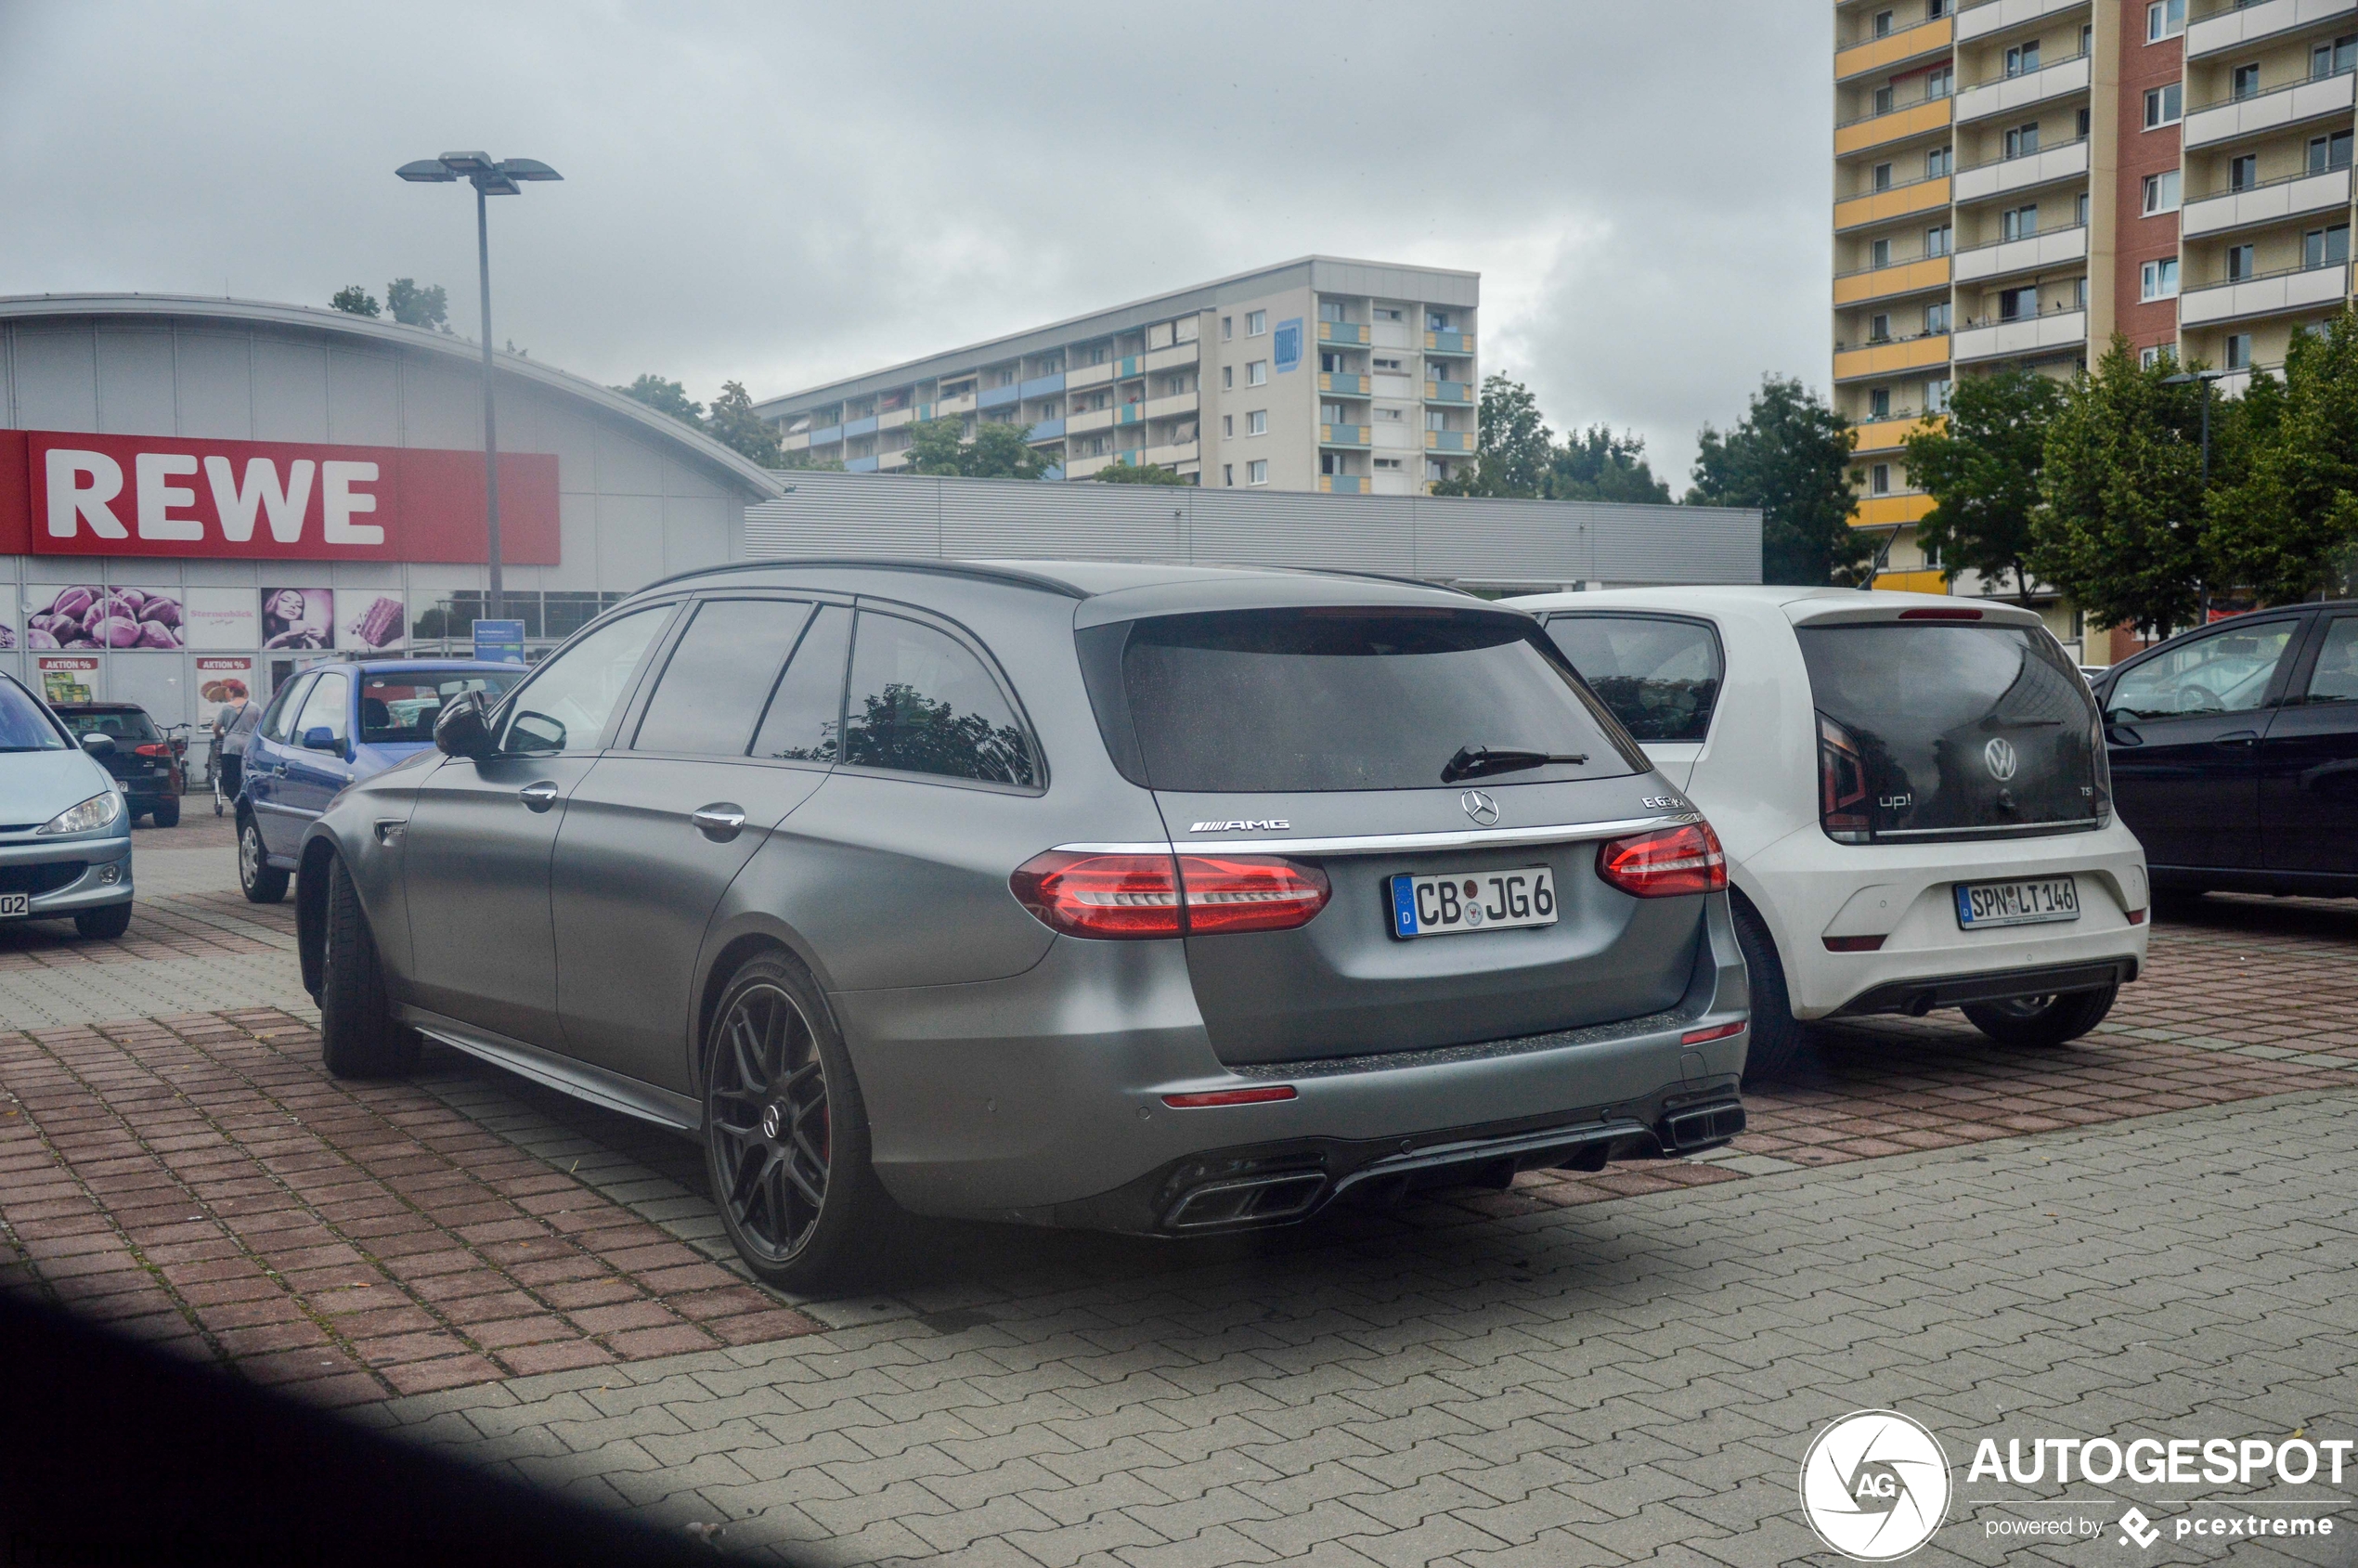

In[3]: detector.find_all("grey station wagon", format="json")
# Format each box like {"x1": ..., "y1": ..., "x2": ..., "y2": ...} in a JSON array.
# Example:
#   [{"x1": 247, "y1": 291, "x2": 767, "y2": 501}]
[{"x1": 296, "y1": 560, "x2": 1750, "y2": 1287}]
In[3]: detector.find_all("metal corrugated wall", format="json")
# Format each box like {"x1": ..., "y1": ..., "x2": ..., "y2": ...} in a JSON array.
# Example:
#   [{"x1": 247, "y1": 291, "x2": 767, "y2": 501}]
[{"x1": 744, "y1": 472, "x2": 1760, "y2": 586}]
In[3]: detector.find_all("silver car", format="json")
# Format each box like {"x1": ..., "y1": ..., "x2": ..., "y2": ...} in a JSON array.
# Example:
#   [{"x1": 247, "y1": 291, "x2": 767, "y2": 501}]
[
  {"x1": 0, "y1": 674, "x2": 136, "y2": 939},
  {"x1": 296, "y1": 560, "x2": 1749, "y2": 1287}
]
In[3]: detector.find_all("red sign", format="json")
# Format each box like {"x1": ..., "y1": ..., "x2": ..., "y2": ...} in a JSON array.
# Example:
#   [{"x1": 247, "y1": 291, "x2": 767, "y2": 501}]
[{"x1": 0, "y1": 429, "x2": 558, "y2": 564}]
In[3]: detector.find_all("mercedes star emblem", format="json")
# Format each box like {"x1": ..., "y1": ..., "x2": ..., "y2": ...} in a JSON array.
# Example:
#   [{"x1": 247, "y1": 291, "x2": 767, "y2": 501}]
[{"x1": 1461, "y1": 789, "x2": 1501, "y2": 826}]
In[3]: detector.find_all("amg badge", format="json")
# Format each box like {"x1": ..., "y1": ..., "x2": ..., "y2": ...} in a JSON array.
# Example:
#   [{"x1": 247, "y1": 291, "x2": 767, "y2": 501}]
[{"x1": 1190, "y1": 820, "x2": 1289, "y2": 833}]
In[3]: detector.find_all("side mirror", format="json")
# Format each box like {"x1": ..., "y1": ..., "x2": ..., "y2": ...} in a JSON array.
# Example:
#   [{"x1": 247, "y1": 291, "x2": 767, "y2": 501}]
[
  {"x1": 79, "y1": 732, "x2": 115, "y2": 757},
  {"x1": 434, "y1": 691, "x2": 496, "y2": 759},
  {"x1": 301, "y1": 725, "x2": 343, "y2": 754}
]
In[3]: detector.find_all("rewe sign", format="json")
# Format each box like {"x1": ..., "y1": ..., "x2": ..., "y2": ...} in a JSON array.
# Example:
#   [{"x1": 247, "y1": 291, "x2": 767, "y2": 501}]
[{"x1": 0, "y1": 430, "x2": 559, "y2": 564}]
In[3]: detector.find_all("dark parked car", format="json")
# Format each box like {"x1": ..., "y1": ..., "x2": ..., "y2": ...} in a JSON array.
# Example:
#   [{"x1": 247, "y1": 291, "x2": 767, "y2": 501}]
[
  {"x1": 292, "y1": 560, "x2": 1751, "y2": 1288},
  {"x1": 2092, "y1": 602, "x2": 2358, "y2": 897},
  {"x1": 237, "y1": 661, "x2": 525, "y2": 902},
  {"x1": 53, "y1": 704, "x2": 185, "y2": 827}
]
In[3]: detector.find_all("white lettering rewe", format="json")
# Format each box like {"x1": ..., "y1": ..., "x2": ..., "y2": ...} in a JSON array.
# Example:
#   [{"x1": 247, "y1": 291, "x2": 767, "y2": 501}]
[
  {"x1": 45, "y1": 449, "x2": 128, "y2": 539},
  {"x1": 135, "y1": 452, "x2": 203, "y2": 540},
  {"x1": 203, "y1": 457, "x2": 315, "y2": 544},
  {"x1": 320, "y1": 460, "x2": 382, "y2": 545}
]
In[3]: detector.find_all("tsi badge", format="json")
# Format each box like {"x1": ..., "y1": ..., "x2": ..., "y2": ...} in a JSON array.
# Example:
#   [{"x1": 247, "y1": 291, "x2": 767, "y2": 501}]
[{"x1": 1800, "y1": 1410, "x2": 1952, "y2": 1562}]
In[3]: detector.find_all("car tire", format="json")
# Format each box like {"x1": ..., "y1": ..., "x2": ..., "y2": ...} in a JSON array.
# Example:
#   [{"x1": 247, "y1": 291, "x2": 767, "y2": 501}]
[
  {"x1": 702, "y1": 951, "x2": 891, "y2": 1290},
  {"x1": 1961, "y1": 984, "x2": 2118, "y2": 1049},
  {"x1": 318, "y1": 854, "x2": 419, "y2": 1079},
  {"x1": 1730, "y1": 896, "x2": 1810, "y2": 1087},
  {"x1": 238, "y1": 815, "x2": 289, "y2": 904},
  {"x1": 151, "y1": 795, "x2": 180, "y2": 829},
  {"x1": 73, "y1": 902, "x2": 133, "y2": 941}
]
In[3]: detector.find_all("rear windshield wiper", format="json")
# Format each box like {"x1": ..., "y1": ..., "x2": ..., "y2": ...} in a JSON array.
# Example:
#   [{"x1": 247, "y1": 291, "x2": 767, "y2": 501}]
[{"x1": 1442, "y1": 745, "x2": 1588, "y2": 784}]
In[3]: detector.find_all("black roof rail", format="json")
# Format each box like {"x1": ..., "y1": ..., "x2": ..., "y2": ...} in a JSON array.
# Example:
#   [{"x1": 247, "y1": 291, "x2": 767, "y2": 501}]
[{"x1": 633, "y1": 557, "x2": 1090, "y2": 600}]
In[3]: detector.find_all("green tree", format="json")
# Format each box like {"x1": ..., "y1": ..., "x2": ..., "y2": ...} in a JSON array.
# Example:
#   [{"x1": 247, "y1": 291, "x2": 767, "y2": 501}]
[
  {"x1": 330, "y1": 285, "x2": 380, "y2": 317},
  {"x1": 615, "y1": 373, "x2": 705, "y2": 427},
  {"x1": 2031, "y1": 335, "x2": 2213, "y2": 638},
  {"x1": 1433, "y1": 375, "x2": 1554, "y2": 498},
  {"x1": 705, "y1": 380, "x2": 783, "y2": 466},
  {"x1": 1900, "y1": 367, "x2": 2066, "y2": 603},
  {"x1": 2209, "y1": 309, "x2": 2358, "y2": 603},
  {"x1": 385, "y1": 279, "x2": 449, "y2": 331},
  {"x1": 1548, "y1": 426, "x2": 1672, "y2": 504},
  {"x1": 1090, "y1": 460, "x2": 1190, "y2": 485},
  {"x1": 1687, "y1": 374, "x2": 1866, "y2": 585},
  {"x1": 901, "y1": 418, "x2": 1054, "y2": 480}
]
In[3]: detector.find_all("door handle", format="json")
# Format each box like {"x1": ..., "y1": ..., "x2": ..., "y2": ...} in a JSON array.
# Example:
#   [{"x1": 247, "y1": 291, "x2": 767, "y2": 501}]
[
  {"x1": 691, "y1": 803, "x2": 747, "y2": 842},
  {"x1": 518, "y1": 781, "x2": 561, "y2": 812},
  {"x1": 2214, "y1": 731, "x2": 2259, "y2": 747}
]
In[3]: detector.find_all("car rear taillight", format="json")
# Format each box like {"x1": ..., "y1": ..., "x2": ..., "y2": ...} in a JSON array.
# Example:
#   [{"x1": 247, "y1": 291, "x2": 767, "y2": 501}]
[
  {"x1": 1162, "y1": 1085, "x2": 1298, "y2": 1108},
  {"x1": 1819, "y1": 713, "x2": 1871, "y2": 844},
  {"x1": 1011, "y1": 851, "x2": 1330, "y2": 939},
  {"x1": 1595, "y1": 821, "x2": 1727, "y2": 898},
  {"x1": 134, "y1": 743, "x2": 170, "y2": 758}
]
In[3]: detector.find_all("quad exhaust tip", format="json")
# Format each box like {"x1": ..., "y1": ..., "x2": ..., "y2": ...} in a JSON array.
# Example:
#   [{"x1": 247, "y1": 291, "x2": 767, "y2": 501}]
[
  {"x1": 1663, "y1": 1102, "x2": 1745, "y2": 1152},
  {"x1": 1164, "y1": 1172, "x2": 1328, "y2": 1230}
]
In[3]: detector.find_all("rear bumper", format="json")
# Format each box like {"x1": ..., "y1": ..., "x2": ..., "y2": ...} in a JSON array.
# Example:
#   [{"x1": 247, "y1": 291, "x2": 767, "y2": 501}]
[
  {"x1": 833, "y1": 892, "x2": 1750, "y2": 1225},
  {"x1": 1828, "y1": 956, "x2": 2137, "y2": 1019}
]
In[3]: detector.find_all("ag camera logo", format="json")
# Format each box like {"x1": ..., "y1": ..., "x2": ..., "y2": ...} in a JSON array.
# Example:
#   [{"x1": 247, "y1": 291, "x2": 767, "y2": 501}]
[{"x1": 1801, "y1": 1410, "x2": 1952, "y2": 1561}]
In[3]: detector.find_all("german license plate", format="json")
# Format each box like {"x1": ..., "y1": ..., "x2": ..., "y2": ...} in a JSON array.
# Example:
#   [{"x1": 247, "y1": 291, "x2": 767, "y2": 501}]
[
  {"x1": 0, "y1": 894, "x2": 29, "y2": 919},
  {"x1": 1389, "y1": 867, "x2": 1557, "y2": 939},
  {"x1": 1955, "y1": 876, "x2": 2079, "y2": 929}
]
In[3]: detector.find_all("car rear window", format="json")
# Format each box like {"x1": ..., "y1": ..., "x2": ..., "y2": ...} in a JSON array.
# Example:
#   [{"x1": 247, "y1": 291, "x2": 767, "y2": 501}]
[
  {"x1": 1101, "y1": 607, "x2": 1640, "y2": 793},
  {"x1": 360, "y1": 672, "x2": 524, "y2": 745},
  {"x1": 1798, "y1": 622, "x2": 2103, "y2": 841},
  {"x1": 1543, "y1": 615, "x2": 1722, "y2": 744},
  {"x1": 61, "y1": 708, "x2": 160, "y2": 744}
]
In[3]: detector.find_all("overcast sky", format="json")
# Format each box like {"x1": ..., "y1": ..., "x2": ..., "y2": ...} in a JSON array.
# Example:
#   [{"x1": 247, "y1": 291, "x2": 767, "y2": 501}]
[{"x1": 0, "y1": 1, "x2": 1833, "y2": 486}]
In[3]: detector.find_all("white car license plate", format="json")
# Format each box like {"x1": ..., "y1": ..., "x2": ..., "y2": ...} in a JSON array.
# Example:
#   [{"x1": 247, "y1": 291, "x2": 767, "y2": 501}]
[
  {"x1": 1954, "y1": 876, "x2": 2079, "y2": 929},
  {"x1": 1389, "y1": 867, "x2": 1557, "y2": 939},
  {"x1": 0, "y1": 893, "x2": 29, "y2": 919}
]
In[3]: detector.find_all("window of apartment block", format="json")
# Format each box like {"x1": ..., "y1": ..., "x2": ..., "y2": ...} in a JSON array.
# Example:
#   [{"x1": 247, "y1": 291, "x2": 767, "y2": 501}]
[
  {"x1": 2077, "y1": 191, "x2": 2092, "y2": 226},
  {"x1": 1247, "y1": 311, "x2": 1267, "y2": 336},
  {"x1": 2140, "y1": 344, "x2": 2171, "y2": 369},
  {"x1": 2074, "y1": 277, "x2": 2088, "y2": 310},
  {"x1": 1376, "y1": 406, "x2": 1406, "y2": 421},
  {"x1": 1873, "y1": 84, "x2": 1896, "y2": 114},
  {"x1": 1872, "y1": 9, "x2": 1895, "y2": 37},
  {"x1": 2231, "y1": 154, "x2": 2259, "y2": 191},
  {"x1": 1872, "y1": 162, "x2": 1895, "y2": 192},
  {"x1": 2145, "y1": 84, "x2": 2182, "y2": 126},
  {"x1": 1428, "y1": 409, "x2": 1449, "y2": 431},
  {"x1": 2311, "y1": 131, "x2": 2354, "y2": 173},
  {"x1": 1869, "y1": 387, "x2": 1893, "y2": 419},
  {"x1": 1927, "y1": 378, "x2": 1951, "y2": 411},
  {"x1": 2226, "y1": 333, "x2": 2254, "y2": 370},
  {"x1": 1317, "y1": 301, "x2": 1347, "y2": 323},
  {"x1": 2143, "y1": 170, "x2": 2182, "y2": 215},
  {"x1": 2002, "y1": 203, "x2": 2039, "y2": 240},
  {"x1": 2000, "y1": 286, "x2": 2039, "y2": 321},
  {"x1": 2147, "y1": 0, "x2": 2183, "y2": 42},
  {"x1": 2314, "y1": 35, "x2": 2357, "y2": 77},
  {"x1": 1374, "y1": 356, "x2": 1404, "y2": 372},
  {"x1": 1870, "y1": 312, "x2": 1894, "y2": 342},
  {"x1": 2227, "y1": 243, "x2": 2256, "y2": 281},
  {"x1": 1248, "y1": 460, "x2": 1267, "y2": 486},
  {"x1": 1248, "y1": 361, "x2": 1267, "y2": 386},
  {"x1": 1222, "y1": 366, "x2": 1234, "y2": 390},
  {"x1": 2005, "y1": 41, "x2": 2040, "y2": 77},
  {"x1": 1376, "y1": 306, "x2": 1404, "y2": 321},
  {"x1": 2076, "y1": 106, "x2": 2091, "y2": 138},
  {"x1": 1375, "y1": 457, "x2": 1404, "y2": 471},
  {"x1": 1926, "y1": 145, "x2": 1953, "y2": 178},
  {"x1": 1426, "y1": 460, "x2": 1447, "y2": 481},
  {"x1": 1222, "y1": 414, "x2": 1233, "y2": 437},
  {"x1": 1926, "y1": 225, "x2": 1951, "y2": 256},
  {"x1": 1427, "y1": 310, "x2": 1452, "y2": 331},
  {"x1": 1925, "y1": 301, "x2": 1951, "y2": 333},
  {"x1": 2306, "y1": 224, "x2": 2352, "y2": 267},
  {"x1": 1926, "y1": 65, "x2": 1952, "y2": 97},
  {"x1": 1926, "y1": 0, "x2": 1950, "y2": 16},
  {"x1": 1870, "y1": 464, "x2": 1893, "y2": 497},
  {"x1": 1319, "y1": 403, "x2": 1345, "y2": 424},
  {"x1": 2141, "y1": 257, "x2": 2181, "y2": 300},
  {"x1": 1221, "y1": 317, "x2": 1232, "y2": 341},
  {"x1": 1223, "y1": 464, "x2": 1234, "y2": 486},
  {"x1": 2232, "y1": 62, "x2": 2261, "y2": 100},
  {"x1": 2004, "y1": 123, "x2": 2040, "y2": 160},
  {"x1": 1248, "y1": 410, "x2": 1267, "y2": 435},
  {"x1": 1871, "y1": 237, "x2": 1893, "y2": 268}
]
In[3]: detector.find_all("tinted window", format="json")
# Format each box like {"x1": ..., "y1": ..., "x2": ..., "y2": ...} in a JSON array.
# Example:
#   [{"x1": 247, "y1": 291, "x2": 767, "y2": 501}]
[
  {"x1": 502, "y1": 606, "x2": 672, "y2": 755},
  {"x1": 294, "y1": 672, "x2": 350, "y2": 745},
  {"x1": 1116, "y1": 608, "x2": 1635, "y2": 793},
  {"x1": 1799, "y1": 624, "x2": 2101, "y2": 840},
  {"x1": 2301, "y1": 616, "x2": 2358, "y2": 704},
  {"x1": 259, "y1": 677, "x2": 308, "y2": 744},
  {"x1": 842, "y1": 613, "x2": 1035, "y2": 785},
  {"x1": 2107, "y1": 620, "x2": 2297, "y2": 719},
  {"x1": 1544, "y1": 616, "x2": 1722, "y2": 744},
  {"x1": 0, "y1": 683, "x2": 66, "y2": 751},
  {"x1": 359, "y1": 672, "x2": 525, "y2": 745},
  {"x1": 752, "y1": 604, "x2": 850, "y2": 763},
  {"x1": 633, "y1": 600, "x2": 813, "y2": 756},
  {"x1": 59, "y1": 708, "x2": 161, "y2": 744}
]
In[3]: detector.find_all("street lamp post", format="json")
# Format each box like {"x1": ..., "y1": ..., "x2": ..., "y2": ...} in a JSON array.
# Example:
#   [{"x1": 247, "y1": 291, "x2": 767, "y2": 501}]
[
  {"x1": 2164, "y1": 367, "x2": 2231, "y2": 623},
  {"x1": 395, "y1": 152, "x2": 562, "y2": 624}
]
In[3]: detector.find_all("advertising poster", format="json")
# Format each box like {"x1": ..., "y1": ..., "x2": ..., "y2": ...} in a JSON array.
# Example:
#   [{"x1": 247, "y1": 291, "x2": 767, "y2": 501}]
[
  {"x1": 27, "y1": 585, "x2": 187, "y2": 650},
  {"x1": 183, "y1": 588, "x2": 260, "y2": 651},
  {"x1": 259, "y1": 587, "x2": 334, "y2": 650},
  {"x1": 38, "y1": 655, "x2": 97, "y2": 706},
  {"x1": 195, "y1": 656, "x2": 255, "y2": 729},
  {"x1": 0, "y1": 585, "x2": 16, "y2": 652},
  {"x1": 340, "y1": 591, "x2": 408, "y2": 652}
]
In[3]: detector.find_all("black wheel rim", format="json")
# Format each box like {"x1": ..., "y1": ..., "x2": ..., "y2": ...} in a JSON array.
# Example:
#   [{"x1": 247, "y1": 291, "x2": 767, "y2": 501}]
[{"x1": 706, "y1": 982, "x2": 830, "y2": 1262}]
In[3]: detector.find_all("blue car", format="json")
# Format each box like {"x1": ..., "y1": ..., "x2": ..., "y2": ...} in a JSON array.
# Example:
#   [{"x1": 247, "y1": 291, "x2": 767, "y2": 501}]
[{"x1": 238, "y1": 660, "x2": 525, "y2": 903}]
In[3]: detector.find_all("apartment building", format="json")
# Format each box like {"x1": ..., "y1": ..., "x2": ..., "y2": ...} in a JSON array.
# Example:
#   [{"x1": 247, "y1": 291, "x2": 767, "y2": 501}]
[
  {"x1": 1833, "y1": 0, "x2": 2358, "y2": 653},
  {"x1": 752, "y1": 257, "x2": 1479, "y2": 495}
]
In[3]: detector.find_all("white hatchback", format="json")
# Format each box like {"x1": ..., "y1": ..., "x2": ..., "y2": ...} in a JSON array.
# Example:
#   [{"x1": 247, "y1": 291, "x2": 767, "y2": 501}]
[{"x1": 1509, "y1": 587, "x2": 2150, "y2": 1082}]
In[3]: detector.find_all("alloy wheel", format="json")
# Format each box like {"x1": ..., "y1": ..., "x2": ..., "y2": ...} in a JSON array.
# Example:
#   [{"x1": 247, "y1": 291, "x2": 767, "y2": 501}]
[
  {"x1": 239, "y1": 823, "x2": 261, "y2": 886},
  {"x1": 706, "y1": 982, "x2": 831, "y2": 1262}
]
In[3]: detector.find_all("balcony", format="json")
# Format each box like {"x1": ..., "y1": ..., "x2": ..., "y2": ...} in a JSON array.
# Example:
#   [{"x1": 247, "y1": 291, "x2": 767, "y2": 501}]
[
  {"x1": 1321, "y1": 423, "x2": 1370, "y2": 447},
  {"x1": 1318, "y1": 371, "x2": 1370, "y2": 396},
  {"x1": 1143, "y1": 342, "x2": 1199, "y2": 372},
  {"x1": 1318, "y1": 475, "x2": 1369, "y2": 494},
  {"x1": 1837, "y1": 13, "x2": 1954, "y2": 82},
  {"x1": 1424, "y1": 378, "x2": 1475, "y2": 404},
  {"x1": 844, "y1": 455, "x2": 880, "y2": 473},
  {"x1": 1952, "y1": 223, "x2": 2086, "y2": 284},
  {"x1": 1835, "y1": 93, "x2": 1954, "y2": 157},
  {"x1": 1834, "y1": 174, "x2": 1952, "y2": 233},
  {"x1": 1957, "y1": 0, "x2": 2090, "y2": 44},
  {"x1": 781, "y1": 431, "x2": 810, "y2": 452},
  {"x1": 1026, "y1": 418, "x2": 1067, "y2": 441},
  {"x1": 2182, "y1": 165, "x2": 2354, "y2": 238},
  {"x1": 1019, "y1": 371, "x2": 1066, "y2": 399},
  {"x1": 807, "y1": 424, "x2": 843, "y2": 447},
  {"x1": 1852, "y1": 413, "x2": 1943, "y2": 453},
  {"x1": 1833, "y1": 331, "x2": 1953, "y2": 381},
  {"x1": 1952, "y1": 135, "x2": 2088, "y2": 202},
  {"x1": 1425, "y1": 329, "x2": 1474, "y2": 355},
  {"x1": 978, "y1": 382, "x2": 1021, "y2": 410},
  {"x1": 2187, "y1": 0, "x2": 2358, "y2": 60},
  {"x1": 1318, "y1": 321, "x2": 1370, "y2": 345},
  {"x1": 1951, "y1": 306, "x2": 2087, "y2": 363},
  {"x1": 1853, "y1": 493, "x2": 1937, "y2": 527},
  {"x1": 1067, "y1": 361, "x2": 1113, "y2": 389},
  {"x1": 1068, "y1": 407, "x2": 1115, "y2": 434},
  {"x1": 1117, "y1": 402, "x2": 1146, "y2": 426},
  {"x1": 937, "y1": 391, "x2": 977, "y2": 414},
  {"x1": 1142, "y1": 440, "x2": 1199, "y2": 468},
  {"x1": 1143, "y1": 392, "x2": 1198, "y2": 421},
  {"x1": 1833, "y1": 254, "x2": 1953, "y2": 305},
  {"x1": 843, "y1": 415, "x2": 879, "y2": 439},
  {"x1": 877, "y1": 407, "x2": 914, "y2": 429},
  {"x1": 2183, "y1": 67, "x2": 2356, "y2": 150},
  {"x1": 2178, "y1": 259, "x2": 2352, "y2": 325},
  {"x1": 1425, "y1": 430, "x2": 1475, "y2": 453},
  {"x1": 1953, "y1": 49, "x2": 2090, "y2": 127}
]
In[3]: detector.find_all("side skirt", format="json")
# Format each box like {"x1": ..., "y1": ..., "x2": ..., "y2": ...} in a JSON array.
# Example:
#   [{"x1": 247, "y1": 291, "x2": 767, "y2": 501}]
[{"x1": 396, "y1": 1006, "x2": 702, "y2": 1134}]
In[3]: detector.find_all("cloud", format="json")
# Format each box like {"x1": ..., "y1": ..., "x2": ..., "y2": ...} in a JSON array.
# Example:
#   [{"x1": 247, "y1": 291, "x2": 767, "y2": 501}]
[{"x1": 0, "y1": 0, "x2": 1832, "y2": 486}]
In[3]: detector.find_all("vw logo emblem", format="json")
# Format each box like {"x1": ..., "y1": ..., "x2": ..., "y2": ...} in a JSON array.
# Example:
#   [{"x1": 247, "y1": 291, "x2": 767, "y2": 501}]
[
  {"x1": 759, "y1": 1104, "x2": 783, "y2": 1141},
  {"x1": 1982, "y1": 737, "x2": 2018, "y2": 782},
  {"x1": 1461, "y1": 789, "x2": 1500, "y2": 826}
]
